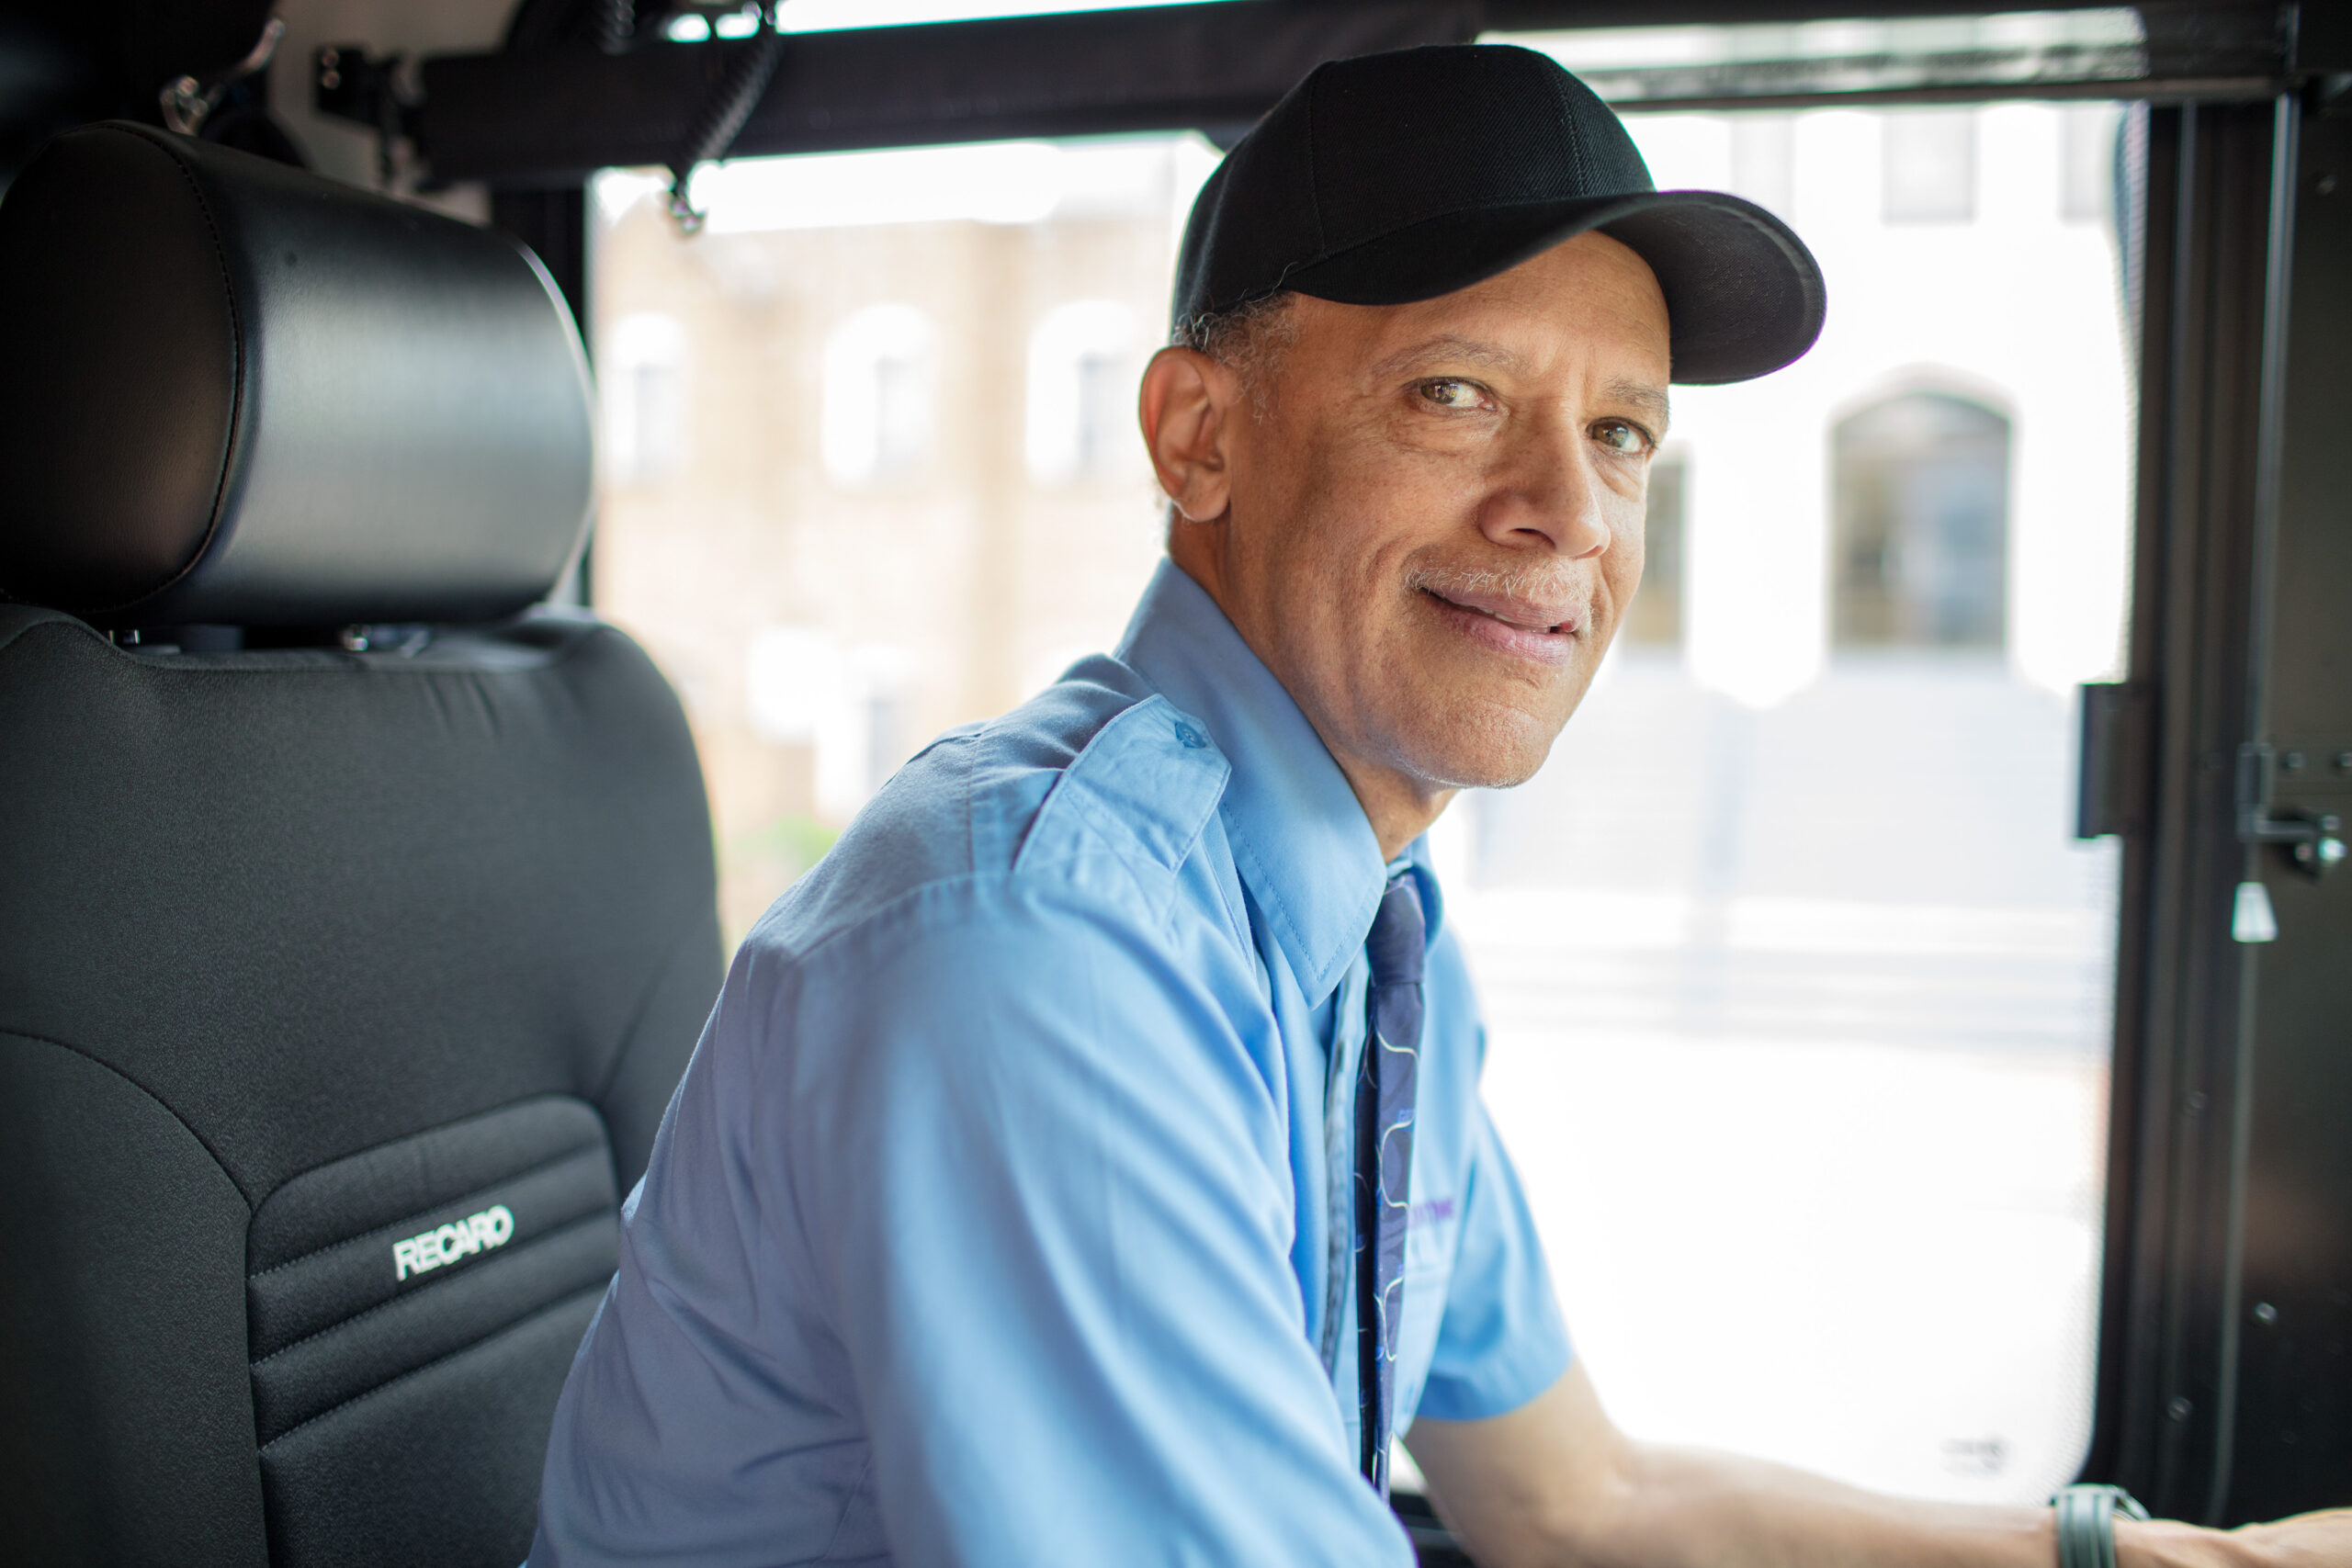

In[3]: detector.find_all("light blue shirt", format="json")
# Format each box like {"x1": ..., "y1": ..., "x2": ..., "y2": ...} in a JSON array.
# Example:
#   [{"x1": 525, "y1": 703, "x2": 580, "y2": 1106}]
[{"x1": 532, "y1": 560, "x2": 1571, "y2": 1566}]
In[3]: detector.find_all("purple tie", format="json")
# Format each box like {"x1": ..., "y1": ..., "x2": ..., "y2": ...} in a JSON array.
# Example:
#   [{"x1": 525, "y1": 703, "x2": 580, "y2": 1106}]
[{"x1": 1354, "y1": 871, "x2": 1425, "y2": 1496}]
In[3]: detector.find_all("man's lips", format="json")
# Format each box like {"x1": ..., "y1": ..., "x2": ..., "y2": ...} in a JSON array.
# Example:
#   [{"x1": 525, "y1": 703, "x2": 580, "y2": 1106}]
[{"x1": 1419, "y1": 585, "x2": 1581, "y2": 663}]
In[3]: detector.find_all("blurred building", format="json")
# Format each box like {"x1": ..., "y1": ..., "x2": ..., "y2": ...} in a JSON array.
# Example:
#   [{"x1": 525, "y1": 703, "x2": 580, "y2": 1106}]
[{"x1": 592, "y1": 137, "x2": 1214, "y2": 940}]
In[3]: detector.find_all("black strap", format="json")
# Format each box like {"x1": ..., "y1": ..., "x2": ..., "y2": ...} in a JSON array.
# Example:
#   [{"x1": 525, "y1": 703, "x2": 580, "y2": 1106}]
[{"x1": 666, "y1": 3, "x2": 786, "y2": 232}]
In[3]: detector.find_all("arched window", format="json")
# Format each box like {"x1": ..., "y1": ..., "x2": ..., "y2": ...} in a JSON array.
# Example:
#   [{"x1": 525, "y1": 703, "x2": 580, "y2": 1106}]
[
  {"x1": 744, "y1": 627, "x2": 914, "y2": 822},
  {"x1": 1025, "y1": 300, "x2": 1139, "y2": 483},
  {"x1": 822, "y1": 304, "x2": 938, "y2": 487},
  {"x1": 1830, "y1": 390, "x2": 2010, "y2": 649},
  {"x1": 604, "y1": 312, "x2": 686, "y2": 483}
]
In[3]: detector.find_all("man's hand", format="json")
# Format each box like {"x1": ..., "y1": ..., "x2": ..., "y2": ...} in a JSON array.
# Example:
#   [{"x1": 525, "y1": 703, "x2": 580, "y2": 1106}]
[{"x1": 1405, "y1": 1364, "x2": 2352, "y2": 1568}]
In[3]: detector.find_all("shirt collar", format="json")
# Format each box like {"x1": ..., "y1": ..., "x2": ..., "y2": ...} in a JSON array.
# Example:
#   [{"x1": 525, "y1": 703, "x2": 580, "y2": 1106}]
[{"x1": 1117, "y1": 559, "x2": 1392, "y2": 1006}]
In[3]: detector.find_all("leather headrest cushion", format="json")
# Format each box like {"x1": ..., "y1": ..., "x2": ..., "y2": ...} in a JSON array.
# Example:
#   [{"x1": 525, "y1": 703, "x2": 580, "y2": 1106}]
[{"x1": 0, "y1": 123, "x2": 594, "y2": 627}]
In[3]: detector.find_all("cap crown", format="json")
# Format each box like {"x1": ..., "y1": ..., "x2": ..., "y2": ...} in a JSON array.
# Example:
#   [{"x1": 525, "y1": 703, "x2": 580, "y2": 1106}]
[{"x1": 1176, "y1": 44, "x2": 1657, "y2": 326}]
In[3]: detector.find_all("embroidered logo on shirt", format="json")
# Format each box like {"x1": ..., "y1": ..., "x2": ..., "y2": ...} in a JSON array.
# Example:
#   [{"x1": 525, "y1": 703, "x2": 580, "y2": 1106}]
[
  {"x1": 392, "y1": 1203, "x2": 515, "y2": 1281},
  {"x1": 1405, "y1": 1196, "x2": 1460, "y2": 1276}
]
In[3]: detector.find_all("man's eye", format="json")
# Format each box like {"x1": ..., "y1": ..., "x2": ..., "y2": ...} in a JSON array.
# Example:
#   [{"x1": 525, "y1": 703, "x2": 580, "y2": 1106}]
[
  {"x1": 1418, "y1": 379, "x2": 1486, "y2": 410},
  {"x1": 1593, "y1": 419, "x2": 1652, "y2": 455}
]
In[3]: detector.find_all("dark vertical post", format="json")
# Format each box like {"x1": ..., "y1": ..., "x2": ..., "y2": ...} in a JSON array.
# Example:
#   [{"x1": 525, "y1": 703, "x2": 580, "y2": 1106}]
[
  {"x1": 2220, "y1": 100, "x2": 2352, "y2": 1525},
  {"x1": 2084, "y1": 100, "x2": 2282, "y2": 1519},
  {"x1": 491, "y1": 186, "x2": 594, "y2": 605}
]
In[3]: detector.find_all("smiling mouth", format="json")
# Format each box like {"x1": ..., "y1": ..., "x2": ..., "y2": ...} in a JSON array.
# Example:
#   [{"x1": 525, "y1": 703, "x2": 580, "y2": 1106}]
[{"x1": 1418, "y1": 586, "x2": 1578, "y2": 639}]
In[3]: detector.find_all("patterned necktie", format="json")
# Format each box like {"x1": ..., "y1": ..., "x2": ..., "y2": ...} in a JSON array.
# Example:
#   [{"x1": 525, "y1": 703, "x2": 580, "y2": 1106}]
[{"x1": 1354, "y1": 870, "x2": 1425, "y2": 1497}]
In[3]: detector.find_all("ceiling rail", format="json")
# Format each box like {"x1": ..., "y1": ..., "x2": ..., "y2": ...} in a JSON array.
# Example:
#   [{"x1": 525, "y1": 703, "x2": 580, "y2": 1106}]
[{"x1": 338, "y1": 0, "x2": 2296, "y2": 187}]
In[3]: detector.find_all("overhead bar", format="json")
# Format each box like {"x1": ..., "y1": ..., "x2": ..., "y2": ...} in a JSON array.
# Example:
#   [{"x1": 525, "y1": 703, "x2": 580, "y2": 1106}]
[{"x1": 368, "y1": 0, "x2": 2292, "y2": 187}]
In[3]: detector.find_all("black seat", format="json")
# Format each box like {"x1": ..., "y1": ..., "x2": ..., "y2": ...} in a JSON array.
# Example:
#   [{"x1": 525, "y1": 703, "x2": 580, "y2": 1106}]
[{"x1": 0, "y1": 124, "x2": 722, "y2": 1567}]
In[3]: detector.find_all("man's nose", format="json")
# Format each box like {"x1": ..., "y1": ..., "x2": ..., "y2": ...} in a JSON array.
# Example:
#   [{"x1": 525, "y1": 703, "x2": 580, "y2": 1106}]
[{"x1": 1475, "y1": 411, "x2": 1613, "y2": 559}]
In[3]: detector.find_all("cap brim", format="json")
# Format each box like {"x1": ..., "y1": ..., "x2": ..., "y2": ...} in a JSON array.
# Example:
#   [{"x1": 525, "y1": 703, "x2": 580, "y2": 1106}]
[{"x1": 1278, "y1": 190, "x2": 1826, "y2": 386}]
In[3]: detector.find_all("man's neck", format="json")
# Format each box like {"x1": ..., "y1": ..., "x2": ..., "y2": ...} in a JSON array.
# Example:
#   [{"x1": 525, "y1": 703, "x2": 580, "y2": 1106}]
[{"x1": 1335, "y1": 760, "x2": 1454, "y2": 863}]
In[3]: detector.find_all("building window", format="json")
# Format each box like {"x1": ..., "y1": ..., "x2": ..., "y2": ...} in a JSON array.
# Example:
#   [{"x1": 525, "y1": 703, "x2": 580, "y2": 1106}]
[
  {"x1": 1623, "y1": 451, "x2": 1687, "y2": 648},
  {"x1": 2060, "y1": 104, "x2": 2119, "y2": 222},
  {"x1": 1882, "y1": 111, "x2": 1977, "y2": 223},
  {"x1": 1832, "y1": 390, "x2": 2010, "y2": 649},
  {"x1": 823, "y1": 304, "x2": 938, "y2": 487},
  {"x1": 1025, "y1": 299, "x2": 1139, "y2": 483},
  {"x1": 604, "y1": 312, "x2": 686, "y2": 483},
  {"x1": 745, "y1": 626, "x2": 914, "y2": 821}
]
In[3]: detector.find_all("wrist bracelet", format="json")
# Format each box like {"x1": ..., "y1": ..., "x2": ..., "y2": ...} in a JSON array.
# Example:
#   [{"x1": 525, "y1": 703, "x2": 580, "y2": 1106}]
[{"x1": 2052, "y1": 1483, "x2": 2152, "y2": 1568}]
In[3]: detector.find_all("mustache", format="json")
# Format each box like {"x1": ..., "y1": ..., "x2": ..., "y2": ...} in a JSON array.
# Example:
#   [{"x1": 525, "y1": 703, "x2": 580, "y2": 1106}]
[{"x1": 1403, "y1": 561, "x2": 1589, "y2": 620}]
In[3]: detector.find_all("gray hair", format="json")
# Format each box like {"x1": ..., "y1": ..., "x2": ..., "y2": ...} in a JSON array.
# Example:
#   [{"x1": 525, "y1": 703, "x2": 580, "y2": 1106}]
[
  {"x1": 1159, "y1": 292, "x2": 1299, "y2": 530},
  {"x1": 1171, "y1": 290, "x2": 1299, "y2": 395}
]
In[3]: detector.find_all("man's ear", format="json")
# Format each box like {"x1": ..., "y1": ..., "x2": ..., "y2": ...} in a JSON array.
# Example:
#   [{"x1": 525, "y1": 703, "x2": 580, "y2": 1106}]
[{"x1": 1139, "y1": 346, "x2": 1239, "y2": 525}]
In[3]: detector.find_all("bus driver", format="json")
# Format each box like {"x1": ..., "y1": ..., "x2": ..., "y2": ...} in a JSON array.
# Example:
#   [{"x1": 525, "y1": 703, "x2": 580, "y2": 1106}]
[{"x1": 532, "y1": 43, "x2": 2352, "y2": 1568}]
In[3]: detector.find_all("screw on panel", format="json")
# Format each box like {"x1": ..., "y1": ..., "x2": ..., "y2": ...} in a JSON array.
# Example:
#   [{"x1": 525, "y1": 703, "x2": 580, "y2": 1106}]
[
  {"x1": 2167, "y1": 1395, "x2": 2194, "y2": 1422},
  {"x1": 2254, "y1": 1302, "x2": 2279, "y2": 1325}
]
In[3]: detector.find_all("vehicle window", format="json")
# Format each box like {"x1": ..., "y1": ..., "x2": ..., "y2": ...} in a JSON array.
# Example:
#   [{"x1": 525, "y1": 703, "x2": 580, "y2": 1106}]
[
  {"x1": 589, "y1": 94, "x2": 2132, "y2": 1505},
  {"x1": 590, "y1": 133, "x2": 1216, "y2": 935},
  {"x1": 1446, "y1": 94, "x2": 2132, "y2": 1504}
]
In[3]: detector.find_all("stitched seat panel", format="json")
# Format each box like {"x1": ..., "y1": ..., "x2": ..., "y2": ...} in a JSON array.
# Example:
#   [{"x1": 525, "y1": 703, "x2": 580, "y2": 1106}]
[
  {"x1": 247, "y1": 1095, "x2": 611, "y2": 1275},
  {"x1": 243, "y1": 1096, "x2": 619, "y2": 1449},
  {"x1": 257, "y1": 1284, "x2": 605, "y2": 1568},
  {"x1": 247, "y1": 1137, "x2": 616, "y2": 1361}
]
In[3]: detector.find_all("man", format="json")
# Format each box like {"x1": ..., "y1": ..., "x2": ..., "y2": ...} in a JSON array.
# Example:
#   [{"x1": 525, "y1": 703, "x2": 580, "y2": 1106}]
[{"x1": 534, "y1": 45, "x2": 2350, "y2": 1567}]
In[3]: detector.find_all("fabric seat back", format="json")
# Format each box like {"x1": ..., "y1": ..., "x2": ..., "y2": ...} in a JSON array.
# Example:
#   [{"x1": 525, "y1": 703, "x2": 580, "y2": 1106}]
[{"x1": 0, "y1": 124, "x2": 722, "y2": 1568}]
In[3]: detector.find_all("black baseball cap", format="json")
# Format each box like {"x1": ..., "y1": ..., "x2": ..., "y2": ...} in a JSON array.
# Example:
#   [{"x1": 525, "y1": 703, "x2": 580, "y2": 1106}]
[{"x1": 1173, "y1": 43, "x2": 1826, "y2": 385}]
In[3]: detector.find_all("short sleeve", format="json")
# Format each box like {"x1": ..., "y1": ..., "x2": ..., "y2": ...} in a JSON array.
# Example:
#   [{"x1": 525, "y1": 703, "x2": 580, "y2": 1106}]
[{"x1": 1411, "y1": 1100, "x2": 1572, "y2": 1423}]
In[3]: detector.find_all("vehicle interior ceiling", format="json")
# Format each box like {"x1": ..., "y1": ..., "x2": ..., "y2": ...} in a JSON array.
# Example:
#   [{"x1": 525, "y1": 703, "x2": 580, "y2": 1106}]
[{"x1": 0, "y1": 0, "x2": 2345, "y2": 1564}]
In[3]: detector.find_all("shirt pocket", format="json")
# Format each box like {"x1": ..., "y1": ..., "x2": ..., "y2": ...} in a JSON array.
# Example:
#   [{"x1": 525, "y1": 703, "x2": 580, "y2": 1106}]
[
  {"x1": 1403, "y1": 1195, "x2": 1462, "y2": 1284},
  {"x1": 1396, "y1": 1195, "x2": 1463, "y2": 1422}
]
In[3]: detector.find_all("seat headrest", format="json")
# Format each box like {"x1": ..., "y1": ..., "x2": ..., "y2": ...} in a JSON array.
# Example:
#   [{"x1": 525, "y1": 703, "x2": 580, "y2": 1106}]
[{"x1": 0, "y1": 123, "x2": 594, "y2": 628}]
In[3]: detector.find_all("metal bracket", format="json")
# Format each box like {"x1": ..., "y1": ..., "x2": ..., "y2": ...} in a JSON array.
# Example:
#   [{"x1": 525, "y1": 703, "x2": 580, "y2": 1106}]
[
  {"x1": 2076, "y1": 681, "x2": 2156, "y2": 840},
  {"x1": 2237, "y1": 742, "x2": 2346, "y2": 877},
  {"x1": 161, "y1": 16, "x2": 287, "y2": 137},
  {"x1": 666, "y1": 4, "x2": 787, "y2": 235},
  {"x1": 314, "y1": 44, "x2": 413, "y2": 185}
]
